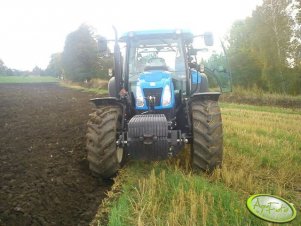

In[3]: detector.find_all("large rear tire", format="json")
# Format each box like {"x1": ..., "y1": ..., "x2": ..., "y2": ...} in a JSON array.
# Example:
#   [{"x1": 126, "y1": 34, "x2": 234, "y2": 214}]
[
  {"x1": 191, "y1": 100, "x2": 223, "y2": 172},
  {"x1": 86, "y1": 106, "x2": 123, "y2": 179}
]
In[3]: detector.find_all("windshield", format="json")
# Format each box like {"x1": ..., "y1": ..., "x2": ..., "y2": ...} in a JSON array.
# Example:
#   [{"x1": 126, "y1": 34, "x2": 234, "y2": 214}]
[{"x1": 128, "y1": 38, "x2": 186, "y2": 82}]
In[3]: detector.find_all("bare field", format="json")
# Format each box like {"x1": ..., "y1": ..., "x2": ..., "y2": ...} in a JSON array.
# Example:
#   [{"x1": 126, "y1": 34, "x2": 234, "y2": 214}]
[{"x1": 0, "y1": 83, "x2": 110, "y2": 226}]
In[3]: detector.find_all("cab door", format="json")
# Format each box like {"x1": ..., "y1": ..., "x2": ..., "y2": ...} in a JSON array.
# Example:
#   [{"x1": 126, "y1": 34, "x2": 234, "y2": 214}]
[
  {"x1": 190, "y1": 35, "x2": 232, "y2": 93},
  {"x1": 203, "y1": 41, "x2": 232, "y2": 93}
]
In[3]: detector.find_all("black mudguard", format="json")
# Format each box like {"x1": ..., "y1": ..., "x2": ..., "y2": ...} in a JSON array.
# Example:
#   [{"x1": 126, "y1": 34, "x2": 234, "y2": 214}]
[
  {"x1": 190, "y1": 92, "x2": 221, "y2": 102},
  {"x1": 90, "y1": 97, "x2": 124, "y2": 108}
]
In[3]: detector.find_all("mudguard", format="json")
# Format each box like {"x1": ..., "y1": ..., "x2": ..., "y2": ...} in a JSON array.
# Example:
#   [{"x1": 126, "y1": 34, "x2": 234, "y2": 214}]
[
  {"x1": 190, "y1": 92, "x2": 221, "y2": 102},
  {"x1": 90, "y1": 97, "x2": 124, "y2": 108}
]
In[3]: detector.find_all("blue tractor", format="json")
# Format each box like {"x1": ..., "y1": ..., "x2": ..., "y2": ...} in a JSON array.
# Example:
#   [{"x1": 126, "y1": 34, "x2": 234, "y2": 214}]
[{"x1": 86, "y1": 29, "x2": 232, "y2": 178}]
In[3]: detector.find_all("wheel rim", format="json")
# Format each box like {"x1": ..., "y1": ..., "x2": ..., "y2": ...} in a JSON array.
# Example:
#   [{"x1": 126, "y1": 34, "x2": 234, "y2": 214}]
[{"x1": 116, "y1": 147, "x2": 123, "y2": 163}]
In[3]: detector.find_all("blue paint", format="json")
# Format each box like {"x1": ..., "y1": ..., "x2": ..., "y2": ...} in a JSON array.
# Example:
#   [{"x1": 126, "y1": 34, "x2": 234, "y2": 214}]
[
  {"x1": 191, "y1": 69, "x2": 202, "y2": 84},
  {"x1": 135, "y1": 71, "x2": 175, "y2": 110}
]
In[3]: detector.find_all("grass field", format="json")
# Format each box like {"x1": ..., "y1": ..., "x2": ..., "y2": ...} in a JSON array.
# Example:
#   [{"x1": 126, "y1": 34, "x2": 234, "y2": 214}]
[
  {"x1": 220, "y1": 86, "x2": 301, "y2": 108},
  {"x1": 0, "y1": 75, "x2": 58, "y2": 83},
  {"x1": 92, "y1": 103, "x2": 301, "y2": 226}
]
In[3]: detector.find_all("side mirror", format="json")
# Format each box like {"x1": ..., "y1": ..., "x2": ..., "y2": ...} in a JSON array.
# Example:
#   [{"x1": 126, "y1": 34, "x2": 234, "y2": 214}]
[
  {"x1": 188, "y1": 62, "x2": 200, "y2": 71},
  {"x1": 108, "y1": 68, "x2": 113, "y2": 77},
  {"x1": 97, "y1": 38, "x2": 108, "y2": 54},
  {"x1": 204, "y1": 32, "x2": 214, "y2": 46}
]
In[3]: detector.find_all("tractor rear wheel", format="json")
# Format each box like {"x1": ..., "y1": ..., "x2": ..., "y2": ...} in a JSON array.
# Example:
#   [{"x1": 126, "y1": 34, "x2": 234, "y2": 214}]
[
  {"x1": 86, "y1": 106, "x2": 123, "y2": 179},
  {"x1": 191, "y1": 100, "x2": 223, "y2": 172}
]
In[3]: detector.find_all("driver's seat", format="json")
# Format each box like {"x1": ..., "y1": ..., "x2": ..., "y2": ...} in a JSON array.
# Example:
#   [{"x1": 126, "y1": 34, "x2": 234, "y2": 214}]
[{"x1": 144, "y1": 58, "x2": 169, "y2": 71}]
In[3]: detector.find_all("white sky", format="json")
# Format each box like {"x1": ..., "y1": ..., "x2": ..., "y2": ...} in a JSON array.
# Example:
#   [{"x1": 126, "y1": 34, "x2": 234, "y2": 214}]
[{"x1": 0, "y1": 0, "x2": 262, "y2": 71}]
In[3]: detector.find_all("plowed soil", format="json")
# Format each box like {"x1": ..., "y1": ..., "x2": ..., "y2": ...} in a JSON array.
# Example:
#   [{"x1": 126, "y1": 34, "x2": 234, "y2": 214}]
[{"x1": 0, "y1": 83, "x2": 111, "y2": 226}]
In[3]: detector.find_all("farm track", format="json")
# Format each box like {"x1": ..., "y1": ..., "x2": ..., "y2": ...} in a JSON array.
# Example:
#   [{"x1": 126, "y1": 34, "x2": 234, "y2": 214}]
[{"x1": 0, "y1": 83, "x2": 111, "y2": 226}]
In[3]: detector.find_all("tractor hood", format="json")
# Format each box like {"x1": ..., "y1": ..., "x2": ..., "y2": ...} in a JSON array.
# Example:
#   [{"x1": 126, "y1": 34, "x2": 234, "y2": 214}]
[
  {"x1": 135, "y1": 70, "x2": 175, "y2": 110},
  {"x1": 138, "y1": 70, "x2": 171, "y2": 83}
]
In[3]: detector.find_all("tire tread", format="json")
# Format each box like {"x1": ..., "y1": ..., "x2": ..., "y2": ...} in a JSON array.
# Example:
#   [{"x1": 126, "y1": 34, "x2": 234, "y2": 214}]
[
  {"x1": 86, "y1": 106, "x2": 121, "y2": 179},
  {"x1": 191, "y1": 100, "x2": 223, "y2": 172}
]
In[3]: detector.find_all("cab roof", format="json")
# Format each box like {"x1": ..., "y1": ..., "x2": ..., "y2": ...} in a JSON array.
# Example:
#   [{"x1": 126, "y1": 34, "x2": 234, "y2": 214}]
[{"x1": 119, "y1": 29, "x2": 194, "y2": 42}]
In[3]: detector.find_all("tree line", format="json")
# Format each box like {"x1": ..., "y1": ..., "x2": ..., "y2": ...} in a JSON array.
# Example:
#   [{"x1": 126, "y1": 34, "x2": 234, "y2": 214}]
[
  {"x1": 46, "y1": 0, "x2": 300, "y2": 95},
  {"x1": 0, "y1": 24, "x2": 113, "y2": 81},
  {"x1": 0, "y1": 59, "x2": 37, "y2": 76},
  {"x1": 45, "y1": 24, "x2": 113, "y2": 82},
  {"x1": 227, "y1": 0, "x2": 301, "y2": 95},
  {"x1": 1, "y1": 0, "x2": 300, "y2": 95}
]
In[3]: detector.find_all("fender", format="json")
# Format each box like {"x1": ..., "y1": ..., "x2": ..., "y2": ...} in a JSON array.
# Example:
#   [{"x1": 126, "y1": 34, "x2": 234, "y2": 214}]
[
  {"x1": 190, "y1": 92, "x2": 221, "y2": 102},
  {"x1": 90, "y1": 97, "x2": 124, "y2": 108}
]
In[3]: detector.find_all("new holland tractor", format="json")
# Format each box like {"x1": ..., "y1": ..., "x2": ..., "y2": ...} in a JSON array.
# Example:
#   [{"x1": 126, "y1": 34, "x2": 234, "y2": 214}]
[{"x1": 86, "y1": 29, "x2": 231, "y2": 179}]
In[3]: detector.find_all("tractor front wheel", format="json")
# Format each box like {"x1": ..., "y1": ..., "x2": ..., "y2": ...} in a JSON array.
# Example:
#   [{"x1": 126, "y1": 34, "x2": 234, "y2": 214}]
[
  {"x1": 191, "y1": 100, "x2": 223, "y2": 172},
  {"x1": 86, "y1": 106, "x2": 124, "y2": 179}
]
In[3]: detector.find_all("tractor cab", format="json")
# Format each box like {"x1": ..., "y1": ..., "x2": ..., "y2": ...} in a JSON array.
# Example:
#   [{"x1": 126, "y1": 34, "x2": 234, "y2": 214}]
[
  {"x1": 125, "y1": 34, "x2": 183, "y2": 112},
  {"x1": 118, "y1": 29, "x2": 231, "y2": 115}
]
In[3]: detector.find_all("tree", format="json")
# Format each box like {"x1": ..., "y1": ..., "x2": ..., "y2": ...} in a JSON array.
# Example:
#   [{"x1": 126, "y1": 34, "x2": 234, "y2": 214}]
[
  {"x1": 227, "y1": 0, "x2": 298, "y2": 94},
  {"x1": 6, "y1": 69, "x2": 14, "y2": 76},
  {"x1": 0, "y1": 59, "x2": 8, "y2": 75},
  {"x1": 251, "y1": 0, "x2": 294, "y2": 92},
  {"x1": 227, "y1": 20, "x2": 263, "y2": 88},
  {"x1": 32, "y1": 66, "x2": 42, "y2": 76},
  {"x1": 291, "y1": 0, "x2": 301, "y2": 68},
  {"x1": 296, "y1": 0, "x2": 301, "y2": 23},
  {"x1": 94, "y1": 35, "x2": 114, "y2": 79},
  {"x1": 62, "y1": 24, "x2": 99, "y2": 82},
  {"x1": 97, "y1": 52, "x2": 114, "y2": 79},
  {"x1": 45, "y1": 53, "x2": 63, "y2": 77}
]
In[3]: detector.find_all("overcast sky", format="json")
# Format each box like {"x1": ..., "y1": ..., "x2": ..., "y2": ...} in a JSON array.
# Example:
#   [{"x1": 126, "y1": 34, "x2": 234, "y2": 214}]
[{"x1": 0, "y1": 0, "x2": 262, "y2": 71}]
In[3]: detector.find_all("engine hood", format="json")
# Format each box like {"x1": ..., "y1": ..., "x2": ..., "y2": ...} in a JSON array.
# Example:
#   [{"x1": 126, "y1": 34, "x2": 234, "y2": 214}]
[
  {"x1": 138, "y1": 70, "x2": 172, "y2": 83},
  {"x1": 135, "y1": 70, "x2": 175, "y2": 110}
]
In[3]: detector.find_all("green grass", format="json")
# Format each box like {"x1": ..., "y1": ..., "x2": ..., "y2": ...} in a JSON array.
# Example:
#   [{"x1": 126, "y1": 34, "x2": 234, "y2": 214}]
[
  {"x1": 220, "y1": 102, "x2": 301, "y2": 115},
  {"x1": 220, "y1": 86, "x2": 301, "y2": 108},
  {"x1": 105, "y1": 163, "x2": 265, "y2": 226},
  {"x1": 216, "y1": 104, "x2": 301, "y2": 195},
  {"x1": 0, "y1": 75, "x2": 58, "y2": 83},
  {"x1": 59, "y1": 81, "x2": 108, "y2": 95},
  {"x1": 91, "y1": 102, "x2": 301, "y2": 226}
]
